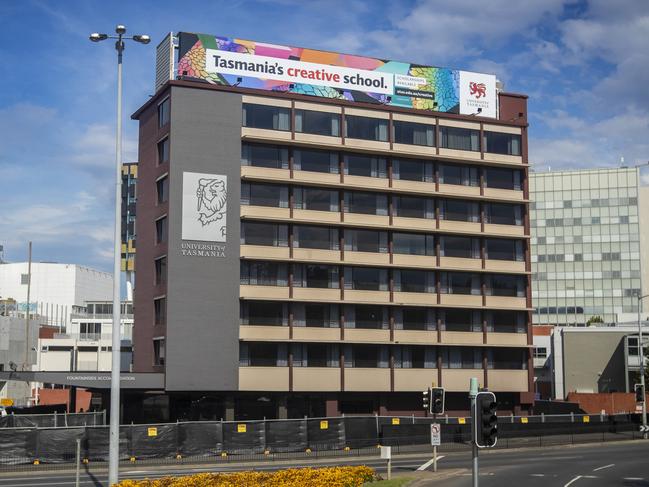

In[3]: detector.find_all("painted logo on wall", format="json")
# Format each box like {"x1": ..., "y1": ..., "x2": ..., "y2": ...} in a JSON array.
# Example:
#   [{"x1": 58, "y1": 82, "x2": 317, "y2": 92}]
[
  {"x1": 182, "y1": 172, "x2": 227, "y2": 242},
  {"x1": 177, "y1": 32, "x2": 498, "y2": 118}
]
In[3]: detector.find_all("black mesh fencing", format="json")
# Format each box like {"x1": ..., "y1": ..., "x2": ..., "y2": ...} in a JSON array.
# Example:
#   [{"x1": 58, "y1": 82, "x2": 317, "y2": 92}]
[
  {"x1": 0, "y1": 413, "x2": 643, "y2": 467},
  {"x1": 0, "y1": 412, "x2": 104, "y2": 429}
]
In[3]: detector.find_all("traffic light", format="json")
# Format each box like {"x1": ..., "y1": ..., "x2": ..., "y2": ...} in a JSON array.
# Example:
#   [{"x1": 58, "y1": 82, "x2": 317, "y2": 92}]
[
  {"x1": 422, "y1": 387, "x2": 431, "y2": 412},
  {"x1": 636, "y1": 384, "x2": 644, "y2": 403},
  {"x1": 474, "y1": 391, "x2": 497, "y2": 448},
  {"x1": 431, "y1": 387, "x2": 445, "y2": 415}
]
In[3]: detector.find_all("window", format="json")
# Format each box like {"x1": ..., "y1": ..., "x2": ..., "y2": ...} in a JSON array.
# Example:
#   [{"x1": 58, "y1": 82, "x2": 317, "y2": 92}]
[
  {"x1": 294, "y1": 187, "x2": 339, "y2": 211},
  {"x1": 448, "y1": 347, "x2": 483, "y2": 369},
  {"x1": 295, "y1": 109, "x2": 340, "y2": 136},
  {"x1": 483, "y1": 131, "x2": 521, "y2": 156},
  {"x1": 239, "y1": 342, "x2": 287, "y2": 367},
  {"x1": 440, "y1": 126, "x2": 479, "y2": 151},
  {"x1": 344, "y1": 191, "x2": 388, "y2": 215},
  {"x1": 241, "y1": 221, "x2": 288, "y2": 247},
  {"x1": 394, "y1": 269, "x2": 434, "y2": 293},
  {"x1": 155, "y1": 217, "x2": 167, "y2": 244},
  {"x1": 157, "y1": 138, "x2": 169, "y2": 165},
  {"x1": 393, "y1": 159, "x2": 434, "y2": 182},
  {"x1": 344, "y1": 153, "x2": 387, "y2": 178},
  {"x1": 157, "y1": 98, "x2": 170, "y2": 128},
  {"x1": 394, "y1": 346, "x2": 437, "y2": 368},
  {"x1": 485, "y1": 203, "x2": 523, "y2": 225},
  {"x1": 79, "y1": 322, "x2": 101, "y2": 340},
  {"x1": 153, "y1": 338, "x2": 165, "y2": 366},
  {"x1": 300, "y1": 303, "x2": 339, "y2": 328},
  {"x1": 154, "y1": 297, "x2": 166, "y2": 325},
  {"x1": 294, "y1": 264, "x2": 339, "y2": 288},
  {"x1": 344, "y1": 115, "x2": 388, "y2": 141},
  {"x1": 485, "y1": 239, "x2": 524, "y2": 261},
  {"x1": 240, "y1": 261, "x2": 288, "y2": 286},
  {"x1": 393, "y1": 196, "x2": 435, "y2": 219},
  {"x1": 392, "y1": 232, "x2": 435, "y2": 256},
  {"x1": 487, "y1": 348, "x2": 527, "y2": 370},
  {"x1": 442, "y1": 309, "x2": 482, "y2": 332},
  {"x1": 484, "y1": 168, "x2": 522, "y2": 190},
  {"x1": 240, "y1": 301, "x2": 286, "y2": 326},
  {"x1": 533, "y1": 347, "x2": 547, "y2": 359},
  {"x1": 344, "y1": 267, "x2": 388, "y2": 291},
  {"x1": 486, "y1": 311, "x2": 526, "y2": 333},
  {"x1": 441, "y1": 272, "x2": 481, "y2": 295},
  {"x1": 154, "y1": 256, "x2": 167, "y2": 285},
  {"x1": 294, "y1": 149, "x2": 338, "y2": 173},
  {"x1": 292, "y1": 343, "x2": 339, "y2": 367},
  {"x1": 440, "y1": 199, "x2": 479, "y2": 222},
  {"x1": 345, "y1": 305, "x2": 388, "y2": 329},
  {"x1": 241, "y1": 182, "x2": 288, "y2": 207},
  {"x1": 242, "y1": 103, "x2": 290, "y2": 131},
  {"x1": 241, "y1": 143, "x2": 288, "y2": 169},
  {"x1": 344, "y1": 229, "x2": 388, "y2": 253},
  {"x1": 393, "y1": 120, "x2": 435, "y2": 146},
  {"x1": 293, "y1": 225, "x2": 339, "y2": 250},
  {"x1": 397, "y1": 307, "x2": 435, "y2": 331},
  {"x1": 439, "y1": 163, "x2": 478, "y2": 186},
  {"x1": 440, "y1": 235, "x2": 480, "y2": 258},
  {"x1": 485, "y1": 274, "x2": 526, "y2": 297},
  {"x1": 344, "y1": 344, "x2": 389, "y2": 368},
  {"x1": 156, "y1": 176, "x2": 169, "y2": 204}
]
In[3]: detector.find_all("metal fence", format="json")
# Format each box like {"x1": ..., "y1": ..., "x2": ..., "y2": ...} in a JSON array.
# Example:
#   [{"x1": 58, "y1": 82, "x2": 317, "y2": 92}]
[
  {"x1": 0, "y1": 413, "x2": 643, "y2": 470},
  {"x1": 0, "y1": 411, "x2": 105, "y2": 429}
]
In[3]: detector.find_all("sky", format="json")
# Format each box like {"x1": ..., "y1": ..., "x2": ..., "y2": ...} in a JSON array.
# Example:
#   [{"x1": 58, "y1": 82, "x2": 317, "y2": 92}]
[{"x1": 1, "y1": 0, "x2": 648, "y2": 272}]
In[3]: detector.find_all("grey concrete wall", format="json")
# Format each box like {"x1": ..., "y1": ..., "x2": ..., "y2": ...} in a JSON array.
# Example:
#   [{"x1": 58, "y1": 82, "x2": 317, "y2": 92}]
[
  {"x1": 563, "y1": 331, "x2": 628, "y2": 395},
  {"x1": 639, "y1": 185, "x2": 649, "y2": 303},
  {"x1": 165, "y1": 87, "x2": 242, "y2": 391}
]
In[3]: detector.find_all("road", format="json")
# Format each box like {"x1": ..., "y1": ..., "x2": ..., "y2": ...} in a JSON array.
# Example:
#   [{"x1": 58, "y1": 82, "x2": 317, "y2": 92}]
[{"x1": 0, "y1": 440, "x2": 647, "y2": 486}]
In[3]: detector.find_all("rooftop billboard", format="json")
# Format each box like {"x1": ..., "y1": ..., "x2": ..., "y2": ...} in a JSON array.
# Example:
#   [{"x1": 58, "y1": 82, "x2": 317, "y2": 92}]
[{"x1": 177, "y1": 33, "x2": 498, "y2": 118}]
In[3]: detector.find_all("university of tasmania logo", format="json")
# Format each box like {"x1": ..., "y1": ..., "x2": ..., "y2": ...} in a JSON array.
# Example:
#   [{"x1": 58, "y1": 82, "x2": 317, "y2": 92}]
[
  {"x1": 182, "y1": 172, "x2": 227, "y2": 242},
  {"x1": 469, "y1": 82, "x2": 487, "y2": 99}
]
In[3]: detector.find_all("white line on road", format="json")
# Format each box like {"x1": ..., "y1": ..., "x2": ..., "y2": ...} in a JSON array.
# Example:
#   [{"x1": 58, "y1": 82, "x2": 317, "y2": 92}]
[
  {"x1": 416, "y1": 455, "x2": 445, "y2": 471},
  {"x1": 623, "y1": 478, "x2": 644, "y2": 481},
  {"x1": 530, "y1": 474, "x2": 545, "y2": 477},
  {"x1": 564, "y1": 476, "x2": 582, "y2": 487},
  {"x1": 593, "y1": 463, "x2": 615, "y2": 472}
]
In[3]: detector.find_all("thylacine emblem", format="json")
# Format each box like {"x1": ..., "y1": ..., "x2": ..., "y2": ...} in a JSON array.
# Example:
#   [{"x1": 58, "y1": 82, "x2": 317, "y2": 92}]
[{"x1": 196, "y1": 178, "x2": 227, "y2": 227}]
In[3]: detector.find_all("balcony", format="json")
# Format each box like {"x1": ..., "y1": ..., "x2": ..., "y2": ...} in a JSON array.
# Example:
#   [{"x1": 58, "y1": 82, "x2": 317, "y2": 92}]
[
  {"x1": 484, "y1": 260, "x2": 526, "y2": 273},
  {"x1": 344, "y1": 251, "x2": 390, "y2": 266},
  {"x1": 344, "y1": 368, "x2": 390, "y2": 391},
  {"x1": 391, "y1": 254, "x2": 436, "y2": 269},
  {"x1": 393, "y1": 329, "x2": 438, "y2": 344},
  {"x1": 239, "y1": 367, "x2": 289, "y2": 391},
  {"x1": 239, "y1": 325, "x2": 290, "y2": 341},
  {"x1": 440, "y1": 331, "x2": 483, "y2": 345},
  {"x1": 392, "y1": 291, "x2": 436, "y2": 306},
  {"x1": 292, "y1": 287, "x2": 341, "y2": 302},
  {"x1": 240, "y1": 285, "x2": 290, "y2": 300},
  {"x1": 483, "y1": 223, "x2": 525, "y2": 237},
  {"x1": 487, "y1": 369, "x2": 529, "y2": 392},
  {"x1": 394, "y1": 369, "x2": 438, "y2": 391},
  {"x1": 241, "y1": 245, "x2": 290, "y2": 260},
  {"x1": 343, "y1": 328, "x2": 390, "y2": 343},
  {"x1": 291, "y1": 327, "x2": 340, "y2": 342},
  {"x1": 292, "y1": 248, "x2": 340, "y2": 263},
  {"x1": 293, "y1": 209, "x2": 341, "y2": 224},
  {"x1": 486, "y1": 333, "x2": 528, "y2": 346},
  {"x1": 241, "y1": 166, "x2": 289, "y2": 183},
  {"x1": 442, "y1": 369, "x2": 485, "y2": 392},
  {"x1": 484, "y1": 296, "x2": 527, "y2": 309},
  {"x1": 439, "y1": 294, "x2": 482, "y2": 307},
  {"x1": 439, "y1": 256, "x2": 481, "y2": 271},
  {"x1": 293, "y1": 367, "x2": 341, "y2": 391},
  {"x1": 392, "y1": 216, "x2": 436, "y2": 232},
  {"x1": 344, "y1": 289, "x2": 390, "y2": 304},
  {"x1": 241, "y1": 205, "x2": 290, "y2": 221}
]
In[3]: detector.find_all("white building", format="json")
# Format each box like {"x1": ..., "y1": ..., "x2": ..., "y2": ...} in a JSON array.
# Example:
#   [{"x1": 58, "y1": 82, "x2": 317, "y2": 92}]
[
  {"x1": 0, "y1": 315, "x2": 41, "y2": 406},
  {"x1": 0, "y1": 263, "x2": 112, "y2": 331},
  {"x1": 36, "y1": 301, "x2": 133, "y2": 373}
]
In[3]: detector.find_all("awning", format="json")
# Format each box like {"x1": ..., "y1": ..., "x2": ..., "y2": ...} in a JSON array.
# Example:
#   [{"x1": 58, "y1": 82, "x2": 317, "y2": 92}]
[{"x1": 0, "y1": 371, "x2": 165, "y2": 389}]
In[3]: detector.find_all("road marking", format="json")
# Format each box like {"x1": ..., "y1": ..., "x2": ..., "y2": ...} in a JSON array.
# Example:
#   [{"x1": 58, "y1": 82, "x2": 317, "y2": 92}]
[
  {"x1": 593, "y1": 464, "x2": 614, "y2": 472},
  {"x1": 624, "y1": 478, "x2": 644, "y2": 481},
  {"x1": 564, "y1": 476, "x2": 582, "y2": 487},
  {"x1": 416, "y1": 455, "x2": 445, "y2": 470},
  {"x1": 530, "y1": 474, "x2": 545, "y2": 477}
]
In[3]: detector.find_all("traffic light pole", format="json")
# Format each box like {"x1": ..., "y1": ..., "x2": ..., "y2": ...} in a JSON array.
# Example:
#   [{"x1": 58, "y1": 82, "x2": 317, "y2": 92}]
[
  {"x1": 469, "y1": 377, "x2": 479, "y2": 487},
  {"x1": 433, "y1": 411, "x2": 438, "y2": 473}
]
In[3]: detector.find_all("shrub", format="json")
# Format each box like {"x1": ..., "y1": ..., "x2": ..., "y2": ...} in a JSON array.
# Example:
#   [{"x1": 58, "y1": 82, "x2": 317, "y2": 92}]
[{"x1": 115, "y1": 465, "x2": 375, "y2": 487}]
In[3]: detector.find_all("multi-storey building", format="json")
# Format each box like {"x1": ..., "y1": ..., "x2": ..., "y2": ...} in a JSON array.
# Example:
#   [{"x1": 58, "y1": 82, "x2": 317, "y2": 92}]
[
  {"x1": 121, "y1": 162, "x2": 137, "y2": 300},
  {"x1": 130, "y1": 33, "x2": 533, "y2": 420},
  {"x1": 530, "y1": 167, "x2": 644, "y2": 326}
]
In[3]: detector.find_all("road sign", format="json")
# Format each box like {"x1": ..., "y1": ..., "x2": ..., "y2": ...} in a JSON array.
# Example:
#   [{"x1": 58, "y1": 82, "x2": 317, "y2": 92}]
[
  {"x1": 147, "y1": 427, "x2": 157, "y2": 437},
  {"x1": 431, "y1": 423, "x2": 441, "y2": 446},
  {"x1": 392, "y1": 417, "x2": 400, "y2": 425},
  {"x1": 637, "y1": 404, "x2": 643, "y2": 412},
  {"x1": 521, "y1": 417, "x2": 528, "y2": 424},
  {"x1": 237, "y1": 424, "x2": 247, "y2": 433},
  {"x1": 380, "y1": 445, "x2": 392, "y2": 459},
  {"x1": 320, "y1": 420, "x2": 329, "y2": 430},
  {"x1": 640, "y1": 425, "x2": 649, "y2": 433},
  {"x1": 0, "y1": 398, "x2": 13, "y2": 407},
  {"x1": 583, "y1": 416, "x2": 590, "y2": 423},
  {"x1": 458, "y1": 417, "x2": 466, "y2": 424}
]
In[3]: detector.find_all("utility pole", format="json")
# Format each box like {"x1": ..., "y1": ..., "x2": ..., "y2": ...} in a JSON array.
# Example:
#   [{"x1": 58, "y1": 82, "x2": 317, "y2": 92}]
[
  {"x1": 24, "y1": 241, "x2": 32, "y2": 371},
  {"x1": 638, "y1": 293, "x2": 648, "y2": 439},
  {"x1": 469, "y1": 377, "x2": 479, "y2": 487}
]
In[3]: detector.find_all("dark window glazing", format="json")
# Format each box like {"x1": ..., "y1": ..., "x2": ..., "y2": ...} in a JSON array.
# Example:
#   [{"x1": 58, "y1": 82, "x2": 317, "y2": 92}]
[
  {"x1": 294, "y1": 187, "x2": 339, "y2": 211},
  {"x1": 484, "y1": 168, "x2": 522, "y2": 190},
  {"x1": 439, "y1": 163, "x2": 478, "y2": 186},
  {"x1": 294, "y1": 148, "x2": 338, "y2": 173},
  {"x1": 485, "y1": 239, "x2": 524, "y2": 261},
  {"x1": 483, "y1": 131, "x2": 521, "y2": 155},
  {"x1": 344, "y1": 229, "x2": 388, "y2": 253},
  {"x1": 156, "y1": 176, "x2": 168, "y2": 204},
  {"x1": 242, "y1": 103, "x2": 290, "y2": 131},
  {"x1": 157, "y1": 138, "x2": 169, "y2": 165},
  {"x1": 241, "y1": 182, "x2": 288, "y2": 207},
  {"x1": 392, "y1": 233, "x2": 435, "y2": 256},
  {"x1": 393, "y1": 159, "x2": 434, "y2": 182},
  {"x1": 240, "y1": 261, "x2": 288, "y2": 286},
  {"x1": 440, "y1": 126, "x2": 479, "y2": 151},
  {"x1": 485, "y1": 203, "x2": 523, "y2": 225},
  {"x1": 393, "y1": 196, "x2": 435, "y2": 219},
  {"x1": 440, "y1": 199, "x2": 479, "y2": 222},
  {"x1": 344, "y1": 191, "x2": 388, "y2": 215},
  {"x1": 240, "y1": 221, "x2": 288, "y2": 247},
  {"x1": 295, "y1": 109, "x2": 340, "y2": 136},
  {"x1": 393, "y1": 120, "x2": 435, "y2": 146},
  {"x1": 293, "y1": 225, "x2": 339, "y2": 250},
  {"x1": 241, "y1": 143, "x2": 288, "y2": 169},
  {"x1": 157, "y1": 98, "x2": 170, "y2": 128},
  {"x1": 440, "y1": 236, "x2": 480, "y2": 258},
  {"x1": 344, "y1": 115, "x2": 388, "y2": 141},
  {"x1": 344, "y1": 153, "x2": 387, "y2": 178}
]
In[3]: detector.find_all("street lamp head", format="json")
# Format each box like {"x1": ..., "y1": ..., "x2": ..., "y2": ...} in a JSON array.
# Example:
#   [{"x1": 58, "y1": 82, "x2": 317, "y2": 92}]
[
  {"x1": 115, "y1": 24, "x2": 126, "y2": 35},
  {"x1": 89, "y1": 33, "x2": 108, "y2": 42},
  {"x1": 133, "y1": 34, "x2": 151, "y2": 44}
]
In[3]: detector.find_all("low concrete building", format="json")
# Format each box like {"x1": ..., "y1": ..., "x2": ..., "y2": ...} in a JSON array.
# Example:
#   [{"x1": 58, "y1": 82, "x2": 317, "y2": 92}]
[{"x1": 0, "y1": 315, "x2": 41, "y2": 406}]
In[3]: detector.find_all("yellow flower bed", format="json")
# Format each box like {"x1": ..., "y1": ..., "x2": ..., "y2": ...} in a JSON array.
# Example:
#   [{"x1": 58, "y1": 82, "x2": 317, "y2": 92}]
[{"x1": 115, "y1": 465, "x2": 375, "y2": 487}]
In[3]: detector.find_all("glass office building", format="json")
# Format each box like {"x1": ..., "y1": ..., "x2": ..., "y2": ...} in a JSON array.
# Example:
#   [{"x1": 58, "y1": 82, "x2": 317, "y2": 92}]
[{"x1": 530, "y1": 167, "x2": 642, "y2": 326}]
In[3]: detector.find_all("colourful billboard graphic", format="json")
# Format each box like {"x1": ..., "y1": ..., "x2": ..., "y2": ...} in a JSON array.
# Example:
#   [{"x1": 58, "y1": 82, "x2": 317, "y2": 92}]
[{"x1": 177, "y1": 33, "x2": 498, "y2": 118}]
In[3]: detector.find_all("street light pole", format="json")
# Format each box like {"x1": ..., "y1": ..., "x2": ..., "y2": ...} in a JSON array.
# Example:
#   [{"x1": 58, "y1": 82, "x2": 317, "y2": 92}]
[
  {"x1": 89, "y1": 25, "x2": 150, "y2": 486},
  {"x1": 637, "y1": 293, "x2": 648, "y2": 439}
]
